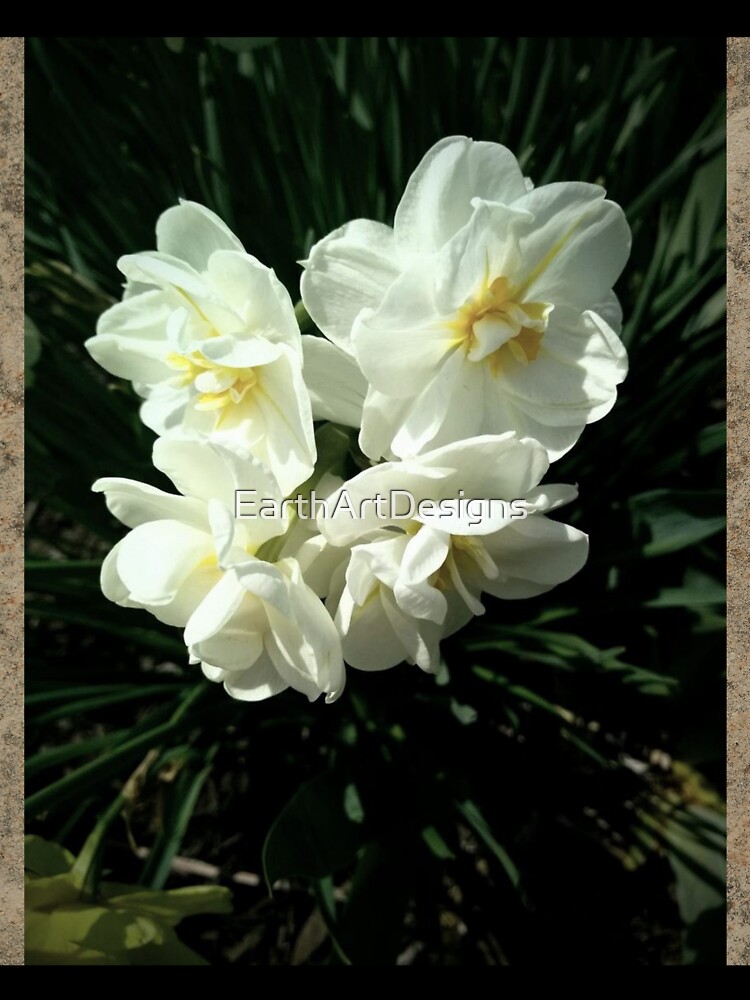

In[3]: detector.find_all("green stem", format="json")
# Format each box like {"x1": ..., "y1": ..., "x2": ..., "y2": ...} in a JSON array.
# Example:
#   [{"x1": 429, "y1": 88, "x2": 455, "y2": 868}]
[
  {"x1": 170, "y1": 679, "x2": 210, "y2": 724},
  {"x1": 70, "y1": 792, "x2": 126, "y2": 895},
  {"x1": 294, "y1": 298, "x2": 314, "y2": 334},
  {"x1": 256, "y1": 507, "x2": 299, "y2": 564}
]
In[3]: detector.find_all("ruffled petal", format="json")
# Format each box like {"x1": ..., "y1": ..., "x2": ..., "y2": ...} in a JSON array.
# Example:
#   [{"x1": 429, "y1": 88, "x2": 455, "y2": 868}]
[
  {"x1": 482, "y1": 515, "x2": 589, "y2": 595},
  {"x1": 301, "y1": 219, "x2": 403, "y2": 349},
  {"x1": 301, "y1": 335, "x2": 367, "y2": 428},
  {"x1": 337, "y1": 585, "x2": 409, "y2": 672},
  {"x1": 394, "y1": 136, "x2": 527, "y2": 252},
  {"x1": 264, "y1": 559, "x2": 345, "y2": 702},
  {"x1": 222, "y1": 651, "x2": 290, "y2": 701},
  {"x1": 92, "y1": 477, "x2": 207, "y2": 531},
  {"x1": 114, "y1": 519, "x2": 214, "y2": 608},
  {"x1": 206, "y1": 251, "x2": 301, "y2": 353},
  {"x1": 512, "y1": 182, "x2": 631, "y2": 308},
  {"x1": 155, "y1": 200, "x2": 245, "y2": 271}
]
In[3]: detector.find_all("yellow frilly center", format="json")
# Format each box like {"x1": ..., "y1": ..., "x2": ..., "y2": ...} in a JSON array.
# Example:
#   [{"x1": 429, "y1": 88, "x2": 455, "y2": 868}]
[
  {"x1": 449, "y1": 275, "x2": 551, "y2": 375},
  {"x1": 166, "y1": 352, "x2": 258, "y2": 417}
]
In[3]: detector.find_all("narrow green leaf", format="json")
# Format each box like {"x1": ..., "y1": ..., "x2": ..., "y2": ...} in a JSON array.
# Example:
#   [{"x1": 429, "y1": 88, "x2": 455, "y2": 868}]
[
  {"x1": 455, "y1": 799, "x2": 521, "y2": 892},
  {"x1": 141, "y1": 746, "x2": 218, "y2": 890}
]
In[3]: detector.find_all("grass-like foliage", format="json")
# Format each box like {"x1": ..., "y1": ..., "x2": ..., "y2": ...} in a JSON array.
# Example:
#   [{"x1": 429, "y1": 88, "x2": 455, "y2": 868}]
[{"x1": 25, "y1": 37, "x2": 725, "y2": 966}]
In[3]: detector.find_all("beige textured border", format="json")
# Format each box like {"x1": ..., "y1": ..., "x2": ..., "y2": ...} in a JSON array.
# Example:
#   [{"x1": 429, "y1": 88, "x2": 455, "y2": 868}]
[
  {"x1": 0, "y1": 37, "x2": 23, "y2": 965},
  {"x1": 729, "y1": 37, "x2": 750, "y2": 966}
]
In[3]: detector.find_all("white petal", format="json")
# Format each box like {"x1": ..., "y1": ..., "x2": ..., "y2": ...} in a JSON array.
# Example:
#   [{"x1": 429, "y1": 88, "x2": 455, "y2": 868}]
[
  {"x1": 123, "y1": 279, "x2": 157, "y2": 299},
  {"x1": 441, "y1": 586, "x2": 476, "y2": 638},
  {"x1": 495, "y1": 309, "x2": 627, "y2": 434},
  {"x1": 432, "y1": 200, "x2": 530, "y2": 314},
  {"x1": 152, "y1": 437, "x2": 284, "y2": 532},
  {"x1": 352, "y1": 280, "x2": 454, "y2": 399},
  {"x1": 152, "y1": 563, "x2": 224, "y2": 627},
  {"x1": 358, "y1": 387, "x2": 410, "y2": 462},
  {"x1": 513, "y1": 182, "x2": 632, "y2": 308},
  {"x1": 592, "y1": 290, "x2": 623, "y2": 334},
  {"x1": 497, "y1": 349, "x2": 615, "y2": 426},
  {"x1": 96, "y1": 289, "x2": 171, "y2": 339},
  {"x1": 223, "y1": 650, "x2": 290, "y2": 701},
  {"x1": 482, "y1": 515, "x2": 589, "y2": 595},
  {"x1": 524, "y1": 483, "x2": 579, "y2": 513},
  {"x1": 139, "y1": 384, "x2": 188, "y2": 436},
  {"x1": 206, "y1": 251, "x2": 301, "y2": 353},
  {"x1": 469, "y1": 313, "x2": 522, "y2": 359},
  {"x1": 380, "y1": 587, "x2": 442, "y2": 672},
  {"x1": 264, "y1": 560, "x2": 345, "y2": 702},
  {"x1": 86, "y1": 290, "x2": 174, "y2": 383},
  {"x1": 292, "y1": 533, "x2": 350, "y2": 598},
  {"x1": 412, "y1": 433, "x2": 550, "y2": 504},
  {"x1": 156, "y1": 200, "x2": 245, "y2": 270},
  {"x1": 86, "y1": 337, "x2": 168, "y2": 384},
  {"x1": 400, "y1": 359, "x2": 490, "y2": 457},
  {"x1": 390, "y1": 348, "x2": 469, "y2": 457},
  {"x1": 207, "y1": 499, "x2": 246, "y2": 569},
  {"x1": 348, "y1": 535, "x2": 407, "y2": 595},
  {"x1": 393, "y1": 575, "x2": 448, "y2": 624},
  {"x1": 201, "y1": 663, "x2": 227, "y2": 682},
  {"x1": 115, "y1": 519, "x2": 214, "y2": 608},
  {"x1": 394, "y1": 136, "x2": 527, "y2": 252},
  {"x1": 301, "y1": 219, "x2": 403, "y2": 349},
  {"x1": 344, "y1": 547, "x2": 380, "y2": 607},
  {"x1": 197, "y1": 335, "x2": 284, "y2": 368},
  {"x1": 338, "y1": 586, "x2": 408, "y2": 672},
  {"x1": 118, "y1": 251, "x2": 213, "y2": 301},
  {"x1": 184, "y1": 570, "x2": 248, "y2": 646},
  {"x1": 478, "y1": 392, "x2": 584, "y2": 462},
  {"x1": 199, "y1": 348, "x2": 315, "y2": 497},
  {"x1": 105, "y1": 531, "x2": 221, "y2": 628},
  {"x1": 232, "y1": 348, "x2": 315, "y2": 496},
  {"x1": 100, "y1": 541, "x2": 134, "y2": 606},
  {"x1": 446, "y1": 553, "x2": 485, "y2": 616},
  {"x1": 236, "y1": 559, "x2": 293, "y2": 617},
  {"x1": 191, "y1": 603, "x2": 267, "y2": 672},
  {"x1": 162, "y1": 285, "x2": 240, "y2": 343},
  {"x1": 301, "y1": 335, "x2": 367, "y2": 428},
  {"x1": 330, "y1": 566, "x2": 356, "y2": 634},
  {"x1": 399, "y1": 526, "x2": 450, "y2": 586},
  {"x1": 92, "y1": 477, "x2": 207, "y2": 531},
  {"x1": 543, "y1": 306, "x2": 628, "y2": 392},
  {"x1": 193, "y1": 368, "x2": 237, "y2": 394},
  {"x1": 317, "y1": 464, "x2": 427, "y2": 545}
]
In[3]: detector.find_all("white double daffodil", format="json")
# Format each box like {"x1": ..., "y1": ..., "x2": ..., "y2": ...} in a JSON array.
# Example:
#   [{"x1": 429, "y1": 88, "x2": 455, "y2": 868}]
[
  {"x1": 317, "y1": 433, "x2": 588, "y2": 673},
  {"x1": 301, "y1": 135, "x2": 631, "y2": 462},
  {"x1": 89, "y1": 136, "x2": 629, "y2": 705},
  {"x1": 93, "y1": 437, "x2": 345, "y2": 704},
  {"x1": 86, "y1": 201, "x2": 315, "y2": 495}
]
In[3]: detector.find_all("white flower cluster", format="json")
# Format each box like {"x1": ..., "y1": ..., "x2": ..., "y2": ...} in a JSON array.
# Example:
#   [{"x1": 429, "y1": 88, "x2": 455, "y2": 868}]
[{"x1": 87, "y1": 136, "x2": 630, "y2": 704}]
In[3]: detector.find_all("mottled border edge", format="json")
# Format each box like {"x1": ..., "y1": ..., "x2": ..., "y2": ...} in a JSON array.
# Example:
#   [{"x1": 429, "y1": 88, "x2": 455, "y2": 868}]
[
  {"x1": 728, "y1": 37, "x2": 749, "y2": 967},
  {"x1": 0, "y1": 36, "x2": 24, "y2": 965}
]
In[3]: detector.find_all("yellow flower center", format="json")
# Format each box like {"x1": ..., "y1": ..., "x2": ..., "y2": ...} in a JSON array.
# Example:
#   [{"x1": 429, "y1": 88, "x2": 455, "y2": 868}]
[
  {"x1": 166, "y1": 352, "x2": 258, "y2": 416},
  {"x1": 403, "y1": 523, "x2": 498, "y2": 590},
  {"x1": 450, "y1": 275, "x2": 551, "y2": 375},
  {"x1": 430, "y1": 532, "x2": 498, "y2": 590}
]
